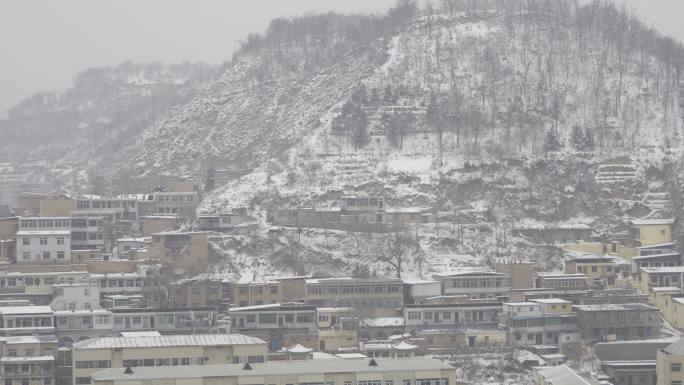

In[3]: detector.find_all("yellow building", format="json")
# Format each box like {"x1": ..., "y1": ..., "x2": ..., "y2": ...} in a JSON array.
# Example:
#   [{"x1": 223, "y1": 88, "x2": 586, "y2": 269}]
[
  {"x1": 563, "y1": 241, "x2": 638, "y2": 260},
  {"x1": 657, "y1": 337, "x2": 684, "y2": 385},
  {"x1": 317, "y1": 307, "x2": 358, "y2": 352},
  {"x1": 72, "y1": 334, "x2": 268, "y2": 385},
  {"x1": 650, "y1": 288, "x2": 684, "y2": 329},
  {"x1": 91, "y1": 357, "x2": 458, "y2": 385},
  {"x1": 39, "y1": 196, "x2": 75, "y2": 217},
  {"x1": 146, "y1": 232, "x2": 209, "y2": 268},
  {"x1": 530, "y1": 298, "x2": 573, "y2": 314},
  {"x1": 564, "y1": 253, "x2": 621, "y2": 288},
  {"x1": 632, "y1": 219, "x2": 675, "y2": 247}
]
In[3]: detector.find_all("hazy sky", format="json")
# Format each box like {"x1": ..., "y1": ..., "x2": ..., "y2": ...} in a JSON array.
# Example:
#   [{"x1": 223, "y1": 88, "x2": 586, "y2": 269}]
[{"x1": 1, "y1": 0, "x2": 684, "y2": 117}]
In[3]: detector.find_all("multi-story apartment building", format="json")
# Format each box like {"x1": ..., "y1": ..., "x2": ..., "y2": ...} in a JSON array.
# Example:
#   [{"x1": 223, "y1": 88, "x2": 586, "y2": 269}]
[
  {"x1": 657, "y1": 337, "x2": 684, "y2": 385},
  {"x1": 501, "y1": 302, "x2": 544, "y2": 346},
  {"x1": 575, "y1": 304, "x2": 661, "y2": 341},
  {"x1": 91, "y1": 265, "x2": 167, "y2": 307},
  {"x1": 16, "y1": 230, "x2": 71, "y2": 264},
  {"x1": 229, "y1": 280, "x2": 283, "y2": 307},
  {"x1": 305, "y1": 278, "x2": 403, "y2": 317},
  {"x1": 73, "y1": 334, "x2": 268, "y2": 385},
  {"x1": 0, "y1": 335, "x2": 58, "y2": 385},
  {"x1": 0, "y1": 271, "x2": 90, "y2": 295},
  {"x1": 404, "y1": 301, "x2": 503, "y2": 332},
  {"x1": 168, "y1": 278, "x2": 230, "y2": 309},
  {"x1": 18, "y1": 216, "x2": 107, "y2": 253},
  {"x1": 90, "y1": 357, "x2": 457, "y2": 385},
  {"x1": 316, "y1": 307, "x2": 357, "y2": 352},
  {"x1": 632, "y1": 252, "x2": 681, "y2": 272},
  {"x1": 228, "y1": 303, "x2": 317, "y2": 351},
  {"x1": 433, "y1": 271, "x2": 511, "y2": 300},
  {"x1": 0, "y1": 306, "x2": 54, "y2": 336},
  {"x1": 0, "y1": 216, "x2": 17, "y2": 263},
  {"x1": 152, "y1": 192, "x2": 198, "y2": 217}
]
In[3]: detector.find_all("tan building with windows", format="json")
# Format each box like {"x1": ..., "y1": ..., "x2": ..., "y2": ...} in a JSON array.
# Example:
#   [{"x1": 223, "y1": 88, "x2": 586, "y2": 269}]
[
  {"x1": 90, "y1": 357, "x2": 457, "y2": 385},
  {"x1": 0, "y1": 335, "x2": 58, "y2": 385},
  {"x1": 656, "y1": 337, "x2": 684, "y2": 385},
  {"x1": 230, "y1": 280, "x2": 283, "y2": 307},
  {"x1": 72, "y1": 334, "x2": 268, "y2": 385},
  {"x1": 632, "y1": 219, "x2": 675, "y2": 248},
  {"x1": 146, "y1": 232, "x2": 209, "y2": 268},
  {"x1": 139, "y1": 216, "x2": 177, "y2": 236}
]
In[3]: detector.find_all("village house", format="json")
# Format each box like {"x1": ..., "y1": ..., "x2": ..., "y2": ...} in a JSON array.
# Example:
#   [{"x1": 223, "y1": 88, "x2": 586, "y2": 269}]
[
  {"x1": 494, "y1": 260, "x2": 535, "y2": 289},
  {"x1": 138, "y1": 215, "x2": 177, "y2": 236},
  {"x1": 432, "y1": 270, "x2": 510, "y2": 300},
  {"x1": 15, "y1": 230, "x2": 71, "y2": 265},
  {"x1": 638, "y1": 266, "x2": 684, "y2": 294},
  {"x1": 402, "y1": 280, "x2": 442, "y2": 305},
  {"x1": 574, "y1": 303, "x2": 661, "y2": 341},
  {"x1": 535, "y1": 273, "x2": 588, "y2": 291},
  {"x1": 197, "y1": 212, "x2": 247, "y2": 232},
  {"x1": 0, "y1": 305, "x2": 54, "y2": 337},
  {"x1": 632, "y1": 252, "x2": 681, "y2": 272},
  {"x1": 631, "y1": 218, "x2": 675, "y2": 248},
  {"x1": 230, "y1": 280, "x2": 283, "y2": 307},
  {"x1": 0, "y1": 335, "x2": 58, "y2": 385},
  {"x1": 403, "y1": 301, "x2": 503, "y2": 333},
  {"x1": 72, "y1": 333, "x2": 268, "y2": 385},
  {"x1": 656, "y1": 337, "x2": 684, "y2": 385},
  {"x1": 228, "y1": 303, "x2": 318, "y2": 351},
  {"x1": 316, "y1": 307, "x2": 357, "y2": 352},
  {"x1": 152, "y1": 191, "x2": 198, "y2": 218},
  {"x1": 305, "y1": 277, "x2": 404, "y2": 317},
  {"x1": 594, "y1": 338, "x2": 675, "y2": 385},
  {"x1": 168, "y1": 278, "x2": 230, "y2": 310},
  {"x1": 564, "y1": 253, "x2": 623, "y2": 289},
  {"x1": 145, "y1": 232, "x2": 209, "y2": 268},
  {"x1": 89, "y1": 357, "x2": 458, "y2": 385}
]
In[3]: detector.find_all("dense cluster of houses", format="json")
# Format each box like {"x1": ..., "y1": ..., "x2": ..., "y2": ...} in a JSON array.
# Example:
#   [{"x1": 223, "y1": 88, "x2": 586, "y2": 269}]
[{"x1": 4, "y1": 179, "x2": 684, "y2": 385}]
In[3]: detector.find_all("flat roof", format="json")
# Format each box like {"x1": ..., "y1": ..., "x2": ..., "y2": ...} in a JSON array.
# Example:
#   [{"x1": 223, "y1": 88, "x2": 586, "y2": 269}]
[
  {"x1": 640, "y1": 266, "x2": 684, "y2": 274},
  {"x1": 0, "y1": 306, "x2": 53, "y2": 315},
  {"x1": 631, "y1": 219, "x2": 675, "y2": 225},
  {"x1": 305, "y1": 277, "x2": 403, "y2": 284},
  {"x1": 574, "y1": 303, "x2": 659, "y2": 312},
  {"x1": 74, "y1": 334, "x2": 266, "y2": 350},
  {"x1": 530, "y1": 298, "x2": 572, "y2": 304},
  {"x1": 632, "y1": 253, "x2": 681, "y2": 260},
  {"x1": 120, "y1": 331, "x2": 162, "y2": 337},
  {"x1": 16, "y1": 230, "x2": 70, "y2": 236},
  {"x1": 1, "y1": 356, "x2": 54, "y2": 362},
  {"x1": 92, "y1": 357, "x2": 454, "y2": 381}
]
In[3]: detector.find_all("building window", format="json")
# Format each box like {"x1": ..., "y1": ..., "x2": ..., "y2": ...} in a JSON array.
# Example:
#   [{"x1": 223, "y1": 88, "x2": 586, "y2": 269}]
[
  {"x1": 672, "y1": 363, "x2": 682, "y2": 372},
  {"x1": 22, "y1": 238, "x2": 30, "y2": 245},
  {"x1": 408, "y1": 311, "x2": 421, "y2": 320},
  {"x1": 75, "y1": 378, "x2": 91, "y2": 385},
  {"x1": 57, "y1": 251, "x2": 65, "y2": 259},
  {"x1": 39, "y1": 237, "x2": 48, "y2": 245},
  {"x1": 43, "y1": 251, "x2": 51, "y2": 259},
  {"x1": 258, "y1": 313, "x2": 277, "y2": 324},
  {"x1": 57, "y1": 237, "x2": 65, "y2": 245}
]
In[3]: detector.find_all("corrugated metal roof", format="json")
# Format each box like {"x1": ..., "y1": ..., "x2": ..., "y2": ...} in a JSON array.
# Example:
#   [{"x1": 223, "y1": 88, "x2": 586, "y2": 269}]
[
  {"x1": 92, "y1": 357, "x2": 453, "y2": 381},
  {"x1": 73, "y1": 333, "x2": 266, "y2": 350}
]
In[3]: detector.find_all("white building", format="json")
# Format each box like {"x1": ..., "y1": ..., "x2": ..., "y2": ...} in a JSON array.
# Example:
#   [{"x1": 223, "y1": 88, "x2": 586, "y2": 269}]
[
  {"x1": 15, "y1": 230, "x2": 71, "y2": 264},
  {"x1": 50, "y1": 282, "x2": 101, "y2": 311}
]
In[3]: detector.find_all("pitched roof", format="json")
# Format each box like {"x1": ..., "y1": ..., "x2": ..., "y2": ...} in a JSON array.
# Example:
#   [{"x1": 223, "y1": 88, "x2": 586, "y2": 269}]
[
  {"x1": 664, "y1": 337, "x2": 684, "y2": 355},
  {"x1": 73, "y1": 334, "x2": 266, "y2": 349},
  {"x1": 92, "y1": 358, "x2": 454, "y2": 381}
]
